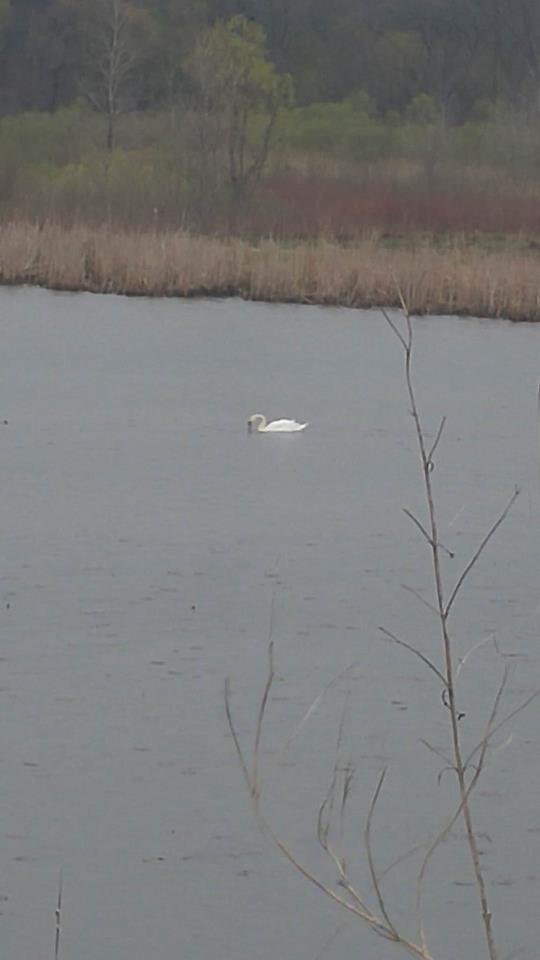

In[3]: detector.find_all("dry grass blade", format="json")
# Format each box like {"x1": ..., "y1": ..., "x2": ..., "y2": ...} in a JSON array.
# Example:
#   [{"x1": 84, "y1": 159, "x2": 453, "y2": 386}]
[
  {"x1": 336, "y1": 698, "x2": 354, "y2": 844},
  {"x1": 455, "y1": 633, "x2": 496, "y2": 680},
  {"x1": 225, "y1": 634, "x2": 278, "y2": 810},
  {"x1": 340, "y1": 759, "x2": 355, "y2": 832},
  {"x1": 252, "y1": 638, "x2": 275, "y2": 807},
  {"x1": 313, "y1": 923, "x2": 348, "y2": 960},
  {"x1": 464, "y1": 687, "x2": 540, "y2": 772},
  {"x1": 364, "y1": 769, "x2": 398, "y2": 937},
  {"x1": 317, "y1": 768, "x2": 339, "y2": 851},
  {"x1": 378, "y1": 842, "x2": 428, "y2": 881},
  {"x1": 318, "y1": 703, "x2": 353, "y2": 852},
  {"x1": 226, "y1": 645, "x2": 434, "y2": 958},
  {"x1": 54, "y1": 870, "x2": 63, "y2": 960},
  {"x1": 224, "y1": 676, "x2": 253, "y2": 796},
  {"x1": 277, "y1": 662, "x2": 360, "y2": 758}
]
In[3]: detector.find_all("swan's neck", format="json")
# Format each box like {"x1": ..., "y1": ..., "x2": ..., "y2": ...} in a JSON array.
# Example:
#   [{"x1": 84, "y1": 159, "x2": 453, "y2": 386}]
[{"x1": 255, "y1": 415, "x2": 266, "y2": 431}]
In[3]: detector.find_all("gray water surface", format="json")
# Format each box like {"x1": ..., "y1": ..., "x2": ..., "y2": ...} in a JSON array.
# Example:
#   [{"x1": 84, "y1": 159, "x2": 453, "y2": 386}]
[{"x1": 1, "y1": 287, "x2": 539, "y2": 960}]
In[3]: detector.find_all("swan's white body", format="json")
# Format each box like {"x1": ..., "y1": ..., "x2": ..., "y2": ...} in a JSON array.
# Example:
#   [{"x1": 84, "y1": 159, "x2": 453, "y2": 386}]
[{"x1": 247, "y1": 414, "x2": 308, "y2": 433}]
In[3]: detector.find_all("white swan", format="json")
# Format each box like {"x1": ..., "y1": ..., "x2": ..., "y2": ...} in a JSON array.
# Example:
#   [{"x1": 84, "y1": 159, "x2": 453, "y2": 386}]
[{"x1": 247, "y1": 414, "x2": 308, "y2": 433}]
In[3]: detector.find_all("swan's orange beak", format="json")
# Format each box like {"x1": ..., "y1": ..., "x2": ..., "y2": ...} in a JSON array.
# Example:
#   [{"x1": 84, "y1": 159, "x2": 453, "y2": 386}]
[{"x1": 247, "y1": 420, "x2": 253, "y2": 433}]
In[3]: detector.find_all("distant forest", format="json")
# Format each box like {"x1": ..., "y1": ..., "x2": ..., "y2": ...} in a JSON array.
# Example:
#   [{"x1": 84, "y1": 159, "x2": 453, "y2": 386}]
[
  {"x1": 1, "y1": 0, "x2": 540, "y2": 235},
  {"x1": 1, "y1": 0, "x2": 540, "y2": 119}
]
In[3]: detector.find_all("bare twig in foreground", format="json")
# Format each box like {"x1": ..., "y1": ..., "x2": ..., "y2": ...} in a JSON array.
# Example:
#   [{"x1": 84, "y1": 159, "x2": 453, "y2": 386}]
[
  {"x1": 379, "y1": 626, "x2": 446, "y2": 686},
  {"x1": 227, "y1": 297, "x2": 532, "y2": 960},
  {"x1": 383, "y1": 296, "x2": 525, "y2": 960},
  {"x1": 54, "y1": 870, "x2": 63, "y2": 960},
  {"x1": 444, "y1": 489, "x2": 520, "y2": 620},
  {"x1": 225, "y1": 654, "x2": 434, "y2": 959},
  {"x1": 415, "y1": 667, "x2": 510, "y2": 943},
  {"x1": 365, "y1": 769, "x2": 398, "y2": 937}
]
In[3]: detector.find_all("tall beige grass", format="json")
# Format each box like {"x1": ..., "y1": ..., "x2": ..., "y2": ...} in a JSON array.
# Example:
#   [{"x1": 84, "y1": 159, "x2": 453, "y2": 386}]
[{"x1": 0, "y1": 220, "x2": 539, "y2": 321}]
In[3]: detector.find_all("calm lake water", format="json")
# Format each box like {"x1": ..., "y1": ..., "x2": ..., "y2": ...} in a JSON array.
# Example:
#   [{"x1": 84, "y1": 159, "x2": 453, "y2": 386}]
[{"x1": 1, "y1": 287, "x2": 539, "y2": 960}]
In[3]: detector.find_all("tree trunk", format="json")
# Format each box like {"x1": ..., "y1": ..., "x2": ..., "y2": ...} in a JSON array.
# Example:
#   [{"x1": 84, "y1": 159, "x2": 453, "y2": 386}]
[{"x1": 107, "y1": 109, "x2": 114, "y2": 152}]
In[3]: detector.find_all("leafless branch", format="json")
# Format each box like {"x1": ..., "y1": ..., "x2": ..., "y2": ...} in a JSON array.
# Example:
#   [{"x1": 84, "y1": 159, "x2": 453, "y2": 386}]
[
  {"x1": 427, "y1": 417, "x2": 447, "y2": 465},
  {"x1": 416, "y1": 668, "x2": 510, "y2": 941},
  {"x1": 227, "y1": 290, "x2": 532, "y2": 960},
  {"x1": 445, "y1": 489, "x2": 520, "y2": 620},
  {"x1": 419, "y1": 738, "x2": 453, "y2": 766},
  {"x1": 402, "y1": 508, "x2": 454, "y2": 557},
  {"x1": 401, "y1": 582, "x2": 441, "y2": 616},
  {"x1": 381, "y1": 307, "x2": 409, "y2": 352},
  {"x1": 385, "y1": 292, "x2": 503, "y2": 960},
  {"x1": 402, "y1": 508, "x2": 433, "y2": 544},
  {"x1": 379, "y1": 627, "x2": 447, "y2": 685}
]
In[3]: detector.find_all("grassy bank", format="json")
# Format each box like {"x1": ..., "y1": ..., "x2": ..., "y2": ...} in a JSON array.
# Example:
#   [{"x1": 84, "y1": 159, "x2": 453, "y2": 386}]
[{"x1": 1, "y1": 220, "x2": 539, "y2": 321}]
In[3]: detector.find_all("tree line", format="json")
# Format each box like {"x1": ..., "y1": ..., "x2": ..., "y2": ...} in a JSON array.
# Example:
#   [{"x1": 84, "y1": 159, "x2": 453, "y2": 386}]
[
  {"x1": 0, "y1": 0, "x2": 539, "y2": 232},
  {"x1": 1, "y1": 0, "x2": 539, "y2": 124}
]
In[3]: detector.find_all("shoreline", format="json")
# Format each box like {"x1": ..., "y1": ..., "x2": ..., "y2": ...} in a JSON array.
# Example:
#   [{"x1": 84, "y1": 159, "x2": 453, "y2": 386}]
[{"x1": 0, "y1": 221, "x2": 539, "y2": 321}]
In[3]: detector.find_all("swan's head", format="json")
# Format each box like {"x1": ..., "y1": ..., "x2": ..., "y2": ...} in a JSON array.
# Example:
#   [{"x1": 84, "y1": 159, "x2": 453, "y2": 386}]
[{"x1": 247, "y1": 414, "x2": 265, "y2": 433}]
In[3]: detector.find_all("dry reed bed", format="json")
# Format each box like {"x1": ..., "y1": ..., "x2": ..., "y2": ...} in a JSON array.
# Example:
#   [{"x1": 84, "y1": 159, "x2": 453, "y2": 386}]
[{"x1": 0, "y1": 221, "x2": 539, "y2": 321}]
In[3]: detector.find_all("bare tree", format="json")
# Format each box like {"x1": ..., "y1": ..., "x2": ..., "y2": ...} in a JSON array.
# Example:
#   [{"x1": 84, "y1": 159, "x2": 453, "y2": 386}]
[{"x1": 81, "y1": 0, "x2": 151, "y2": 151}]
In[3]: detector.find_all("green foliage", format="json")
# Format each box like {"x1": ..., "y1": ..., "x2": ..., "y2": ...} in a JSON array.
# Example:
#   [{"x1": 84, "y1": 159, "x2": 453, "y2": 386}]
[
  {"x1": 0, "y1": 108, "x2": 88, "y2": 168},
  {"x1": 404, "y1": 94, "x2": 438, "y2": 125},
  {"x1": 273, "y1": 88, "x2": 540, "y2": 178},
  {"x1": 344, "y1": 89, "x2": 376, "y2": 117},
  {"x1": 188, "y1": 15, "x2": 293, "y2": 118},
  {"x1": 3, "y1": 142, "x2": 191, "y2": 226},
  {"x1": 186, "y1": 15, "x2": 293, "y2": 193},
  {"x1": 276, "y1": 92, "x2": 377, "y2": 156},
  {"x1": 276, "y1": 92, "x2": 440, "y2": 163},
  {"x1": 47, "y1": 148, "x2": 176, "y2": 203}
]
